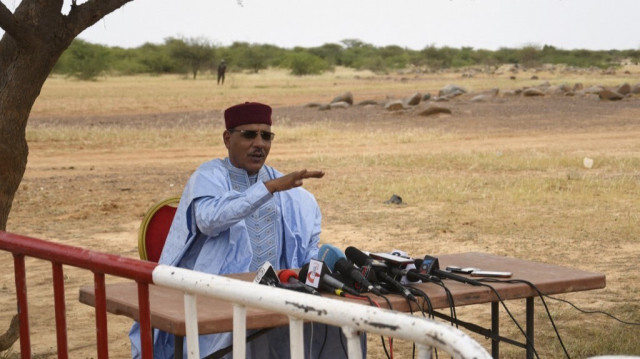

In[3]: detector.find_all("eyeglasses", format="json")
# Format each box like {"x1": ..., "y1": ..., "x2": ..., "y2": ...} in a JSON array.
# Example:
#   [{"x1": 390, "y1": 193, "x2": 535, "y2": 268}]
[{"x1": 228, "y1": 129, "x2": 275, "y2": 141}]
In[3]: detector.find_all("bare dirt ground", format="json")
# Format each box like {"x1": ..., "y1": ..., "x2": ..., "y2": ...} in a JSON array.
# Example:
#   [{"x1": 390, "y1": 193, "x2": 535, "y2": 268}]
[{"x1": 2, "y1": 83, "x2": 640, "y2": 358}]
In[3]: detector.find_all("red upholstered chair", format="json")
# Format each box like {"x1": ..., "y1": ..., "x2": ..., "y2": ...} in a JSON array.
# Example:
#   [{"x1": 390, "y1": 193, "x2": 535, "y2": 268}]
[{"x1": 138, "y1": 197, "x2": 180, "y2": 262}]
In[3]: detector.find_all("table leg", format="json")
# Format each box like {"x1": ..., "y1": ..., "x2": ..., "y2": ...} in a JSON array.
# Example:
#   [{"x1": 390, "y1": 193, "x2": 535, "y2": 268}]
[
  {"x1": 175, "y1": 335, "x2": 184, "y2": 359},
  {"x1": 491, "y1": 301, "x2": 500, "y2": 358},
  {"x1": 526, "y1": 297, "x2": 534, "y2": 359}
]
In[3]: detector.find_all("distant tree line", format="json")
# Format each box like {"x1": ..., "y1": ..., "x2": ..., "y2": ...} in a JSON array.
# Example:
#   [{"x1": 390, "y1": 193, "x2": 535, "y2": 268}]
[{"x1": 52, "y1": 36, "x2": 640, "y2": 80}]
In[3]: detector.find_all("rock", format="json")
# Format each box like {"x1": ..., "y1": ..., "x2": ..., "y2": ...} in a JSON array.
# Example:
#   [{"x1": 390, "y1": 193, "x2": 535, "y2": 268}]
[
  {"x1": 329, "y1": 101, "x2": 350, "y2": 109},
  {"x1": 384, "y1": 100, "x2": 405, "y2": 111},
  {"x1": 486, "y1": 88, "x2": 500, "y2": 97},
  {"x1": 502, "y1": 89, "x2": 522, "y2": 97},
  {"x1": 573, "y1": 83, "x2": 584, "y2": 91},
  {"x1": 583, "y1": 157, "x2": 594, "y2": 169},
  {"x1": 417, "y1": 105, "x2": 452, "y2": 117},
  {"x1": 471, "y1": 88, "x2": 499, "y2": 99},
  {"x1": 438, "y1": 84, "x2": 467, "y2": 97},
  {"x1": 318, "y1": 104, "x2": 331, "y2": 111},
  {"x1": 598, "y1": 89, "x2": 623, "y2": 101},
  {"x1": 304, "y1": 102, "x2": 323, "y2": 108},
  {"x1": 470, "y1": 94, "x2": 490, "y2": 102},
  {"x1": 616, "y1": 83, "x2": 631, "y2": 95},
  {"x1": 522, "y1": 88, "x2": 545, "y2": 97},
  {"x1": 546, "y1": 85, "x2": 571, "y2": 95},
  {"x1": 531, "y1": 75, "x2": 539, "y2": 80},
  {"x1": 404, "y1": 92, "x2": 422, "y2": 106},
  {"x1": 583, "y1": 85, "x2": 605, "y2": 94},
  {"x1": 331, "y1": 91, "x2": 353, "y2": 105},
  {"x1": 421, "y1": 93, "x2": 432, "y2": 101},
  {"x1": 356, "y1": 100, "x2": 380, "y2": 106},
  {"x1": 384, "y1": 194, "x2": 403, "y2": 205},
  {"x1": 631, "y1": 83, "x2": 640, "y2": 94}
]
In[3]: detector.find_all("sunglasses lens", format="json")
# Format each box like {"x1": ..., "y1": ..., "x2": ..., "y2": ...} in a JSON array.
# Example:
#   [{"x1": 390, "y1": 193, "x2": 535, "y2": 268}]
[
  {"x1": 232, "y1": 129, "x2": 274, "y2": 141},
  {"x1": 241, "y1": 130, "x2": 258, "y2": 139}
]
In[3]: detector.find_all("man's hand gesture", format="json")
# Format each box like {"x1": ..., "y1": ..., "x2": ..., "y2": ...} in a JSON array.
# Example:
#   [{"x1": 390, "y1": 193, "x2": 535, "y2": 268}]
[{"x1": 265, "y1": 169, "x2": 325, "y2": 193}]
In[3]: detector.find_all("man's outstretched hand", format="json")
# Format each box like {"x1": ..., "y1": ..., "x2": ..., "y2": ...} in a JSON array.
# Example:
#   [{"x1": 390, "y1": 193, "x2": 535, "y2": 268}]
[{"x1": 265, "y1": 169, "x2": 325, "y2": 193}]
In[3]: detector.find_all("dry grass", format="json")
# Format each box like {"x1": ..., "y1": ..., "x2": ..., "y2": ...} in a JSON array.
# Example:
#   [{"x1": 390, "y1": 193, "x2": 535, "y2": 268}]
[{"x1": 2, "y1": 67, "x2": 639, "y2": 358}]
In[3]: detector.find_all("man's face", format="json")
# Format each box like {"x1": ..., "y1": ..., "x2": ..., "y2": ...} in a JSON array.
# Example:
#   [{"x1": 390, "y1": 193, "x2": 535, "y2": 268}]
[{"x1": 224, "y1": 123, "x2": 273, "y2": 175}]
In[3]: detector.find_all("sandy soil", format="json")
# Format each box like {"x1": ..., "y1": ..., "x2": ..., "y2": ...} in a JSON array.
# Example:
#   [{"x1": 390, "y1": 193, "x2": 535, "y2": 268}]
[{"x1": 2, "y1": 89, "x2": 640, "y2": 358}]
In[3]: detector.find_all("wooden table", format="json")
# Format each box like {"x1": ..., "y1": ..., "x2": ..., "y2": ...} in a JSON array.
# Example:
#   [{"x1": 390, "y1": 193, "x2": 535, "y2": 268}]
[{"x1": 79, "y1": 252, "x2": 605, "y2": 358}]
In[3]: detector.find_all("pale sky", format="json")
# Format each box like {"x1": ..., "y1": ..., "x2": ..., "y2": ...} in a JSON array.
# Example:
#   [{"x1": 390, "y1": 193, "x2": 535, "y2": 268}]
[{"x1": 5, "y1": 0, "x2": 640, "y2": 50}]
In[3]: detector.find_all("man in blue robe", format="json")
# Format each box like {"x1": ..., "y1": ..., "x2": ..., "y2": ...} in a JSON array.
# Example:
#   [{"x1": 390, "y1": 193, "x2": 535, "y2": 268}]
[{"x1": 130, "y1": 102, "x2": 361, "y2": 358}]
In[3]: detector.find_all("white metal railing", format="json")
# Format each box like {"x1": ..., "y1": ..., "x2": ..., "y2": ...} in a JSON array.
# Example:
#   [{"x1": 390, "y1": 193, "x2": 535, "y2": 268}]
[{"x1": 152, "y1": 264, "x2": 491, "y2": 359}]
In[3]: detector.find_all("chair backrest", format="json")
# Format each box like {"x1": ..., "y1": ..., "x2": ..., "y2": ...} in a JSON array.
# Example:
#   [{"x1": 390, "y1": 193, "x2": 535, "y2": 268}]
[{"x1": 138, "y1": 197, "x2": 180, "y2": 262}]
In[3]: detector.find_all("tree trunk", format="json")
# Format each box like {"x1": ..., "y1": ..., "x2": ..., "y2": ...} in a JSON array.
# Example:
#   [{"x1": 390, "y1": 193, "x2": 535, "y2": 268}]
[
  {"x1": 0, "y1": 0, "x2": 135, "y2": 230},
  {"x1": 0, "y1": 38, "x2": 58, "y2": 230},
  {"x1": 1, "y1": 0, "x2": 135, "y2": 351}
]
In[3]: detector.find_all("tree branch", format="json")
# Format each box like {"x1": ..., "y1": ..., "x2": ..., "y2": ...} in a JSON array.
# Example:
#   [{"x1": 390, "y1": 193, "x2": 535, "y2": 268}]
[
  {"x1": 66, "y1": 0, "x2": 134, "y2": 36},
  {"x1": 0, "y1": 2, "x2": 24, "y2": 41},
  {"x1": 0, "y1": 314, "x2": 19, "y2": 352}
]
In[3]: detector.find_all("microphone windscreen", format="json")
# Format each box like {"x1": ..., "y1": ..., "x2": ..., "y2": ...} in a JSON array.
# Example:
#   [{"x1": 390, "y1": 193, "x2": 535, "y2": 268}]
[
  {"x1": 334, "y1": 258, "x2": 354, "y2": 275},
  {"x1": 298, "y1": 263, "x2": 310, "y2": 282},
  {"x1": 316, "y1": 244, "x2": 346, "y2": 270},
  {"x1": 278, "y1": 269, "x2": 298, "y2": 282},
  {"x1": 345, "y1": 246, "x2": 372, "y2": 267}
]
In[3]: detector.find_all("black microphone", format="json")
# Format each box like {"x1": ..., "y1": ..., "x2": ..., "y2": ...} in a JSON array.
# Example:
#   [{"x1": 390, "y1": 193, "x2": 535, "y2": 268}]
[
  {"x1": 334, "y1": 258, "x2": 383, "y2": 296},
  {"x1": 389, "y1": 260, "x2": 442, "y2": 283},
  {"x1": 345, "y1": 246, "x2": 373, "y2": 266},
  {"x1": 421, "y1": 255, "x2": 482, "y2": 286},
  {"x1": 278, "y1": 269, "x2": 320, "y2": 295},
  {"x1": 299, "y1": 262, "x2": 361, "y2": 297},
  {"x1": 344, "y1": 246, "x2": 389, "y2": 294},
  {"x1": 373, "y1": 266, "x2": 416, "y2": 301},
  {"x1": 346, "y1": 246, "x2": 415, "y2": 301},
  {"x1": 411, "y1": 259, "x2": 442, "y2": 282}
]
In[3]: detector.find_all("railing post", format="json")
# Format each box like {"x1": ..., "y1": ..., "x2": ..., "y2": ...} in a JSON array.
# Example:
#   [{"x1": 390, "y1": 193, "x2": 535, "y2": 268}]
[
  {"x1": 52, "y1": 262, "x2": 68, "y2": 359},
  {"x1": 94, "y1": 272, "x2": 109, "y2": 359},
  {"x1": 289, "y1": 317, "x2": 304, "y2": 359},
  {"x1": 342, "y1": 326, "x2": 362, "y2": 359},
  {"x1": 232, "y1": 304, "x2": 247, "y2": 359},
  {"x1": 13, "y1": 253, "x2": 31, "y2": 359},
  {"x1": 184, "y1": 293, "x2": 200, "y2": 359},
  {"x1": 416, "y1": 343, "x2": 433, "y2": 359},
  {"x1": 136, "y1": 282, "x2": 153, "y2": 359}
]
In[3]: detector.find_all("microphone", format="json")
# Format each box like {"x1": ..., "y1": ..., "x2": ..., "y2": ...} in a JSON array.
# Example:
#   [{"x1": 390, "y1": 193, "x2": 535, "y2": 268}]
[
  {"x1": 253, "y1": 262, "x2": 280, "y2": 286},
  {"x1": 278, "y1": 269, "x2": 320, "y2": 295},
  {"x1": 389, "y1": 259, "x2": 442, "y2": 283},
  {"x1": 346, "y1": 247, "x2": 415, "y2": 301},
  {"x1": 299, "y1": 260, "x2": 361, "y2": 297},
  {"x1": 322, "y1": 244, "x2": 385, "y2": 295},
  {"x1": 345, "y1": 246, "x2": 373, "y2": 266},
  {"x1": 420, "y1": 255, "x2": 482, "y2": 286},
  {"x1": 254, "y1": 262, "x2": 320, "y2": 295},
  {"x1": 316, "y1": 243, "x2": 347, "y2": 270},
  {"x1": 334, "y1": 258, "x2": 383, "y2": 295}
]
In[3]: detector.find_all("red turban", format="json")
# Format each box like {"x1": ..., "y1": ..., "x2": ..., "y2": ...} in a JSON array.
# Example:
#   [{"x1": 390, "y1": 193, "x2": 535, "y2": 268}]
[{"x1": 224, "y1": 102, "x2": 272, "y2": 129}]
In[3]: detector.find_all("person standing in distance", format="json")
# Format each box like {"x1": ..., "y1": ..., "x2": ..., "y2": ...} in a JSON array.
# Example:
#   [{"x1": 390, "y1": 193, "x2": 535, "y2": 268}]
[
  {"x1": 217, "y1": 59, "x2": 227, "y2": 85},
  {"x1": 129, "y1": 102, "x2": 359, "y2": 358}
]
